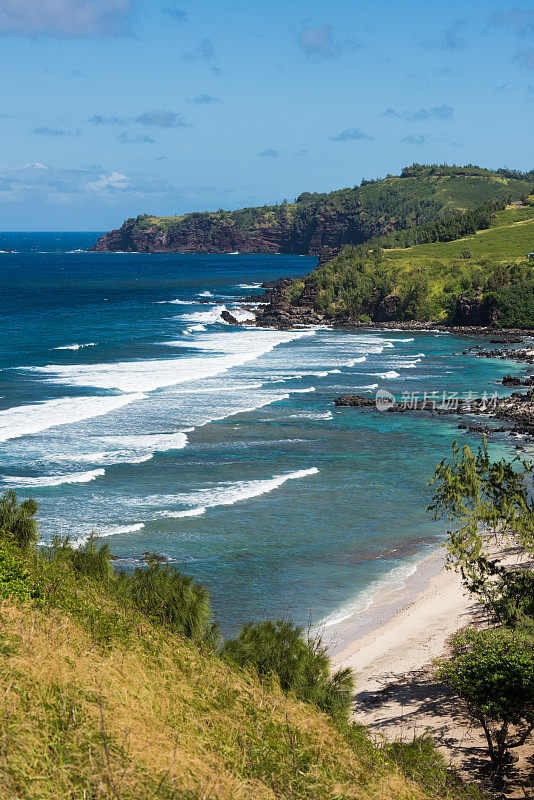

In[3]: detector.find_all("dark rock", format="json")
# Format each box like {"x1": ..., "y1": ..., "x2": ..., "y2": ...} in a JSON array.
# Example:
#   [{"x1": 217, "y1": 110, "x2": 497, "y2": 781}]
[
  {"x1": 220, "y1": 309, "x2": 239, "y2": 324},
  {"x1": 334, "y1": 395, "x2": 376, "y2": 407},
  {"x1": 502, "y1": 374, "x2": 521, "y2": 386},
  {"x1": 451, "y1": 290, "x2": 498, "y2": 326},
  {"x1": 375, "y1": 293, "x2": 401, "y2": 322},
  {"x1": 458, "y1": 423, "x2": 493, "y2": 435},
  {"x1": 141, "y1": 552, "x2": 168, "y2": 563}
]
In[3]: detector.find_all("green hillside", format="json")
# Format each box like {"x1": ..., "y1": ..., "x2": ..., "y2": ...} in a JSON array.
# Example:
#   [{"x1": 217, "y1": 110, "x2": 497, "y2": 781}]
[
  {"x1": 287, "y1": 200, "x2": 534, "y2": 327},
  {"x1": 91, "y1": 164, "x2": 534, "y2": 255},
  {"x1": 0, "y1": 496, "x2": 482, "y2": 800},
  {"x1": 386, "y1": 206, "x2": 534, "y2": 263}
]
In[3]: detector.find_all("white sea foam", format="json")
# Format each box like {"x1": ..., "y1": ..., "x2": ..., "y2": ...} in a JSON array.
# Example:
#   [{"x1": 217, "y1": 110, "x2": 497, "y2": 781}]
[
  {"x1": 228, "y1": 307, "x2": 256, "y2": 323},
  {"x1": 54, "y1": 342, "x2": 97, "y2": 351},
  {"x1": 100, "y1": 431, "x2": 188, "y2": 453},
  {"x1": 157, "y1": 298, "x2": 197, "y2": 305},
  {"x1": 171, "y1": 507, "x2": 207, "y2": 518},
  {"x1": 60, "y1": 451, "x2": 155, "y2": 466},
  {"x1": 199, "y1": 290, "x2": 213, "y2": 297},
  {"x1": 345, "y1": 357, "x2": 367, "y2": 366},
  {"x1": 176, "y1": 304, "x2": 228, "y2": 325},
  {"x1": 373, "y1": 371, "x2": 400, "y2": 379},
  {"x1": 318, "y1": 559, "x2": 421, "y2": 629},
  {"x1": 73, "y1": 522, "x2": 145, "y2": 547},
  {"x1": 2, "y1": 468, "x2": 105, "y2": 487},
  {"x1": 393, "y1": 359, "x2": 421, "y2": 368},
  {"x1": 269, "y1": 368, "x2": 341, "y2": 383},
  {"x1": 0, "y1": 393, "x2": 145, "y2": 443},
  {"x1": 236, "y1": 283, "x2": 262, "y2": 289},
  {"x1": 155, "y1": 467, "x2": 319, "y2": 519},
  {"x1": 102, "y1": 522, "x2": 145, "y2": 535},
  {"x1": 288, "y1": 411, "x2": 333, "y2": 420},
  {"x1": 27, "y1": 328, "x2": 315, "y2": 393}
]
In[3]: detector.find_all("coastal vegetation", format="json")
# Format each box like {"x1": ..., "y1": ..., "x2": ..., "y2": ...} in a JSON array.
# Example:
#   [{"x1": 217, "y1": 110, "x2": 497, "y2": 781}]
[
  {"x1": 0, "y1": 491, "x2": 483, "y2": 800},
  {"x1": 275, "y1": 199, "x2": 534, "y2": 327},
  {"x1": 91, "y1": 164, "x2": 534, "y2": 256},
  {"x1": 430, "y1": 440, "x2": 534, "y2": 775}
]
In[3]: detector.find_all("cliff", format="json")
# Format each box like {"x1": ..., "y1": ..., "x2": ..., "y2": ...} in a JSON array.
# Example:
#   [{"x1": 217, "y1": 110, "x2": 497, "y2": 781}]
[
  {"x1": 91, "y1": 165, "x2": 533, "y2": 254},
  {"x1": 255, "y1": 201, "x2": 534, "y2": 329}
]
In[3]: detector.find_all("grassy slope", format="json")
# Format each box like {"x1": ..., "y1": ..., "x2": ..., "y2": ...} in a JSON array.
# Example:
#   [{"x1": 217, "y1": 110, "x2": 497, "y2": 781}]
[
  {"x1": 305, "y1": 203, "x2": 534, "y2": 323},
  {"x1": 385, "y1": 206, "x2": 534, "y2": 263},
  {"x1": 132, "y1": 174, "x2": 532, "y2": 234},
  {"x1": 0, "y1": 574, "x2": 481, "y2": 800}
]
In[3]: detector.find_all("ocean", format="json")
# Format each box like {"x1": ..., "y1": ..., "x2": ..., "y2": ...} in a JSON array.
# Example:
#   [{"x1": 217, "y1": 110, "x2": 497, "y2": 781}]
[{"x1": 0, "y1": 232, "x2": 526, "y2": 635}]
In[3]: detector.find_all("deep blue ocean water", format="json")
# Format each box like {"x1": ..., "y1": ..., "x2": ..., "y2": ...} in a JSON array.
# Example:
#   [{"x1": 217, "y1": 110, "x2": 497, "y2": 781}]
[{"x1": 0, "y1": 233, "x2": 528, "y2": 634}]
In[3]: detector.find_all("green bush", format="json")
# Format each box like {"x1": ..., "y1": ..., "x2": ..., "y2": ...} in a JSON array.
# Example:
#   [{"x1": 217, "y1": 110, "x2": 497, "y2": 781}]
[
  {"x1": 436, "y1": 628, "x2": 534, "y2": 771},
  {"x1": 49, "y1": 534, "x2": 114, "y2": 582},
  {"x1": 287, "y1": 280, "x2": 305, "y2": 305},
  {"x1": 119, "y1": 561, "x2": 214, "y2": 642},
  {"x1": 221, "y1": 619, "x2": 354, "y2": 725},
  {"x1": 0, "y1": 545, "x2": 41, "y2": 602},
  {"x1": 0, "y1": 491, "x2": 38, "y2": 549},
  {"x1": 495, "y1": 281, "x2": 534, "y2": 327}
]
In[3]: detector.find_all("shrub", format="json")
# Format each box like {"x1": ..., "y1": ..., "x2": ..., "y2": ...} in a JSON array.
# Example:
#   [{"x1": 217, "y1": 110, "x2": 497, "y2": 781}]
[
  {"x1": 221, "y1": 619, "x2": 354, "y2": 725},
  {"x1": 0, "y1": 491, "x2": 38, "y2": 549},
  {"x1": 49, "y1": 534, "x2": 114, "y2": 582},
  {"x1": 0, "y1": 545, "x2": 41, "y2": 602},
  {"x1": 436, "y1": 628, "x2": 534, "y2": 772},
  {"x1": 287, "y1": 280, "x2": 305, "y2": 305},
  {"x1": 495, "y1": 281, "x2": 534, "y2": 328},
  {"x1": 119, "y1": 561, "x2": 214, "y2": 642}
]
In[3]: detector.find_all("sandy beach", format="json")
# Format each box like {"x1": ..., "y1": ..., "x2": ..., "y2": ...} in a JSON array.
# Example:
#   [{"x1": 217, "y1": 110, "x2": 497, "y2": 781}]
[
  {"x1": 331, "y1": 551, "x2": 478, "y2": 696},
  {"x1": 330, "y1": 541, "x2": 533, "y2": 794}
]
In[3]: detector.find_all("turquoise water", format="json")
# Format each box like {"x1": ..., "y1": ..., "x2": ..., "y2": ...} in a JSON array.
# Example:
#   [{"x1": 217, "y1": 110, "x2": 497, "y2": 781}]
[{"x1": 0, "y1": 233, "x2": 526, "y2": 634}]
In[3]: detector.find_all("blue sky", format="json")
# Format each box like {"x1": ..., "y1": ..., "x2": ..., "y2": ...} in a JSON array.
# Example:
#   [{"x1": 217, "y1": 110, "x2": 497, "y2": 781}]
[{"x1": 0, "y1": 0, "x2": 533, "y2": 230}]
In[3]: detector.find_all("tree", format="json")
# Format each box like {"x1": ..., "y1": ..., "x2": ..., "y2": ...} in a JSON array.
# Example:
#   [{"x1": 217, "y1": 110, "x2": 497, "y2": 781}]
[
  {"x1": 436, "y1": 628, "x2": 534, "y2": 772},
  {"x1": 221, "y1": 619, "x2": 354, "y2": 725},
  {"x1": 428, "y1": 439, "x2": 534, "y2": 614},
  {"x1": 0, "y1": 491, "x2": 38, "y2": 549},
  {"x1": 119, "y1": 560, "x2": 215, "y2": 643}
]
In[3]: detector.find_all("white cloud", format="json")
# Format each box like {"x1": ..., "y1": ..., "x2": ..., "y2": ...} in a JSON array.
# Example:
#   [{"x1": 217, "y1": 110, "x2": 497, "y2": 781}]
[
  {"x1": 85, "y1": 170, "x2": 128, "y2": 192},
  {"x1": 0, "y1": 0, "x2": 133, "y2": 38},
  {"x1": 0, "y1": 163, "x2": 173, "y2": 207}
]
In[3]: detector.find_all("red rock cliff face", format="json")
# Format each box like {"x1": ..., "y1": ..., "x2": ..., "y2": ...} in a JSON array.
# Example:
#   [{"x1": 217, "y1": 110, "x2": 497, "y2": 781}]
[
  {"x1": 91, "y1": 216, "x2": 294, "y2": 254},
  {"x1": 90, "y1": 203, "x2": 381, "y2": 254}
]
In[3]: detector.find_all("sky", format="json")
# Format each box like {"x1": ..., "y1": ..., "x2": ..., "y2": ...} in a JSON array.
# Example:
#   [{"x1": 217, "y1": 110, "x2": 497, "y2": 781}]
[{"x1": 0, "y1": 0, "x2": 533, "y2": 230}]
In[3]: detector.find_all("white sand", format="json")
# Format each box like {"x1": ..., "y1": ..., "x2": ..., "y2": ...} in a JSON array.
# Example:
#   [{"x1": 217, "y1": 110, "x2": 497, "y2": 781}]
[
  {"x1": 330, "y1": 541, "x2": 533, "y2": 792},
  {"x1": 332, "y1": 556, "x2": 477, "y2": 694}
]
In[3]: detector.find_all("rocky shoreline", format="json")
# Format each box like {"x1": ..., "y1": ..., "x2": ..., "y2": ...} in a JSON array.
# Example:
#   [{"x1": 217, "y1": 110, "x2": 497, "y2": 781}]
[
  {"x1": 230, "y1": 283, "x2": 534, "y2": 443},
  {"x1": 243, "y1": 279, "x2": 534, "y2": 337},
  {"x1": 333, "y1": 346, "x2": 534, "y2": 442}
]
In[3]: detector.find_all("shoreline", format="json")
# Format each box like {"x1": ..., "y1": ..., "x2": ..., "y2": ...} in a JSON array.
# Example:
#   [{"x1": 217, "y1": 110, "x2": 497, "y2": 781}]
[
  {"x1": 329, "y1": 549, "x2": 476, "y2": 692},
  {"x1": 328, "y1": 538, "x2": 534, "y2": 787},
  {"x1": 322, "y1": 546, "x2": 446, "y2": 658}
]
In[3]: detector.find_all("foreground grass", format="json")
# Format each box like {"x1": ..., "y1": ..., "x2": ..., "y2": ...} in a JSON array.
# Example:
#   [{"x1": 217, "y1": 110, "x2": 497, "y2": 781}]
[{"x1": 0, "y1": 562, "x2": 484, "y2": 800}]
